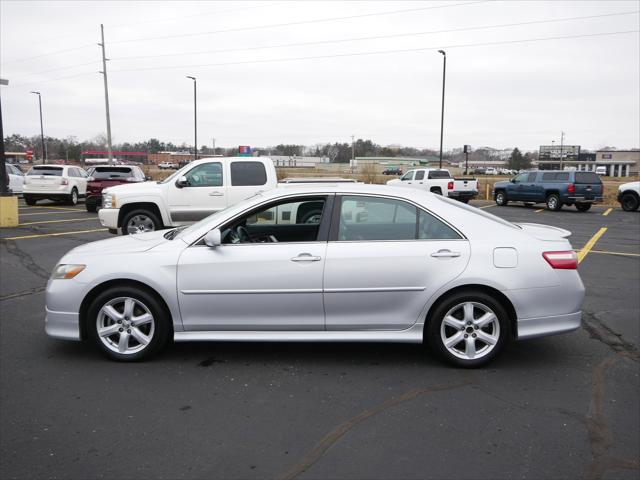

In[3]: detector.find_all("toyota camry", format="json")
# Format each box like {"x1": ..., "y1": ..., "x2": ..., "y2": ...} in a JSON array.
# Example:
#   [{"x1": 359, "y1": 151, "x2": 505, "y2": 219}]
[{"x1": 45, "y1": 184, "x2": 585, "y2": 367}]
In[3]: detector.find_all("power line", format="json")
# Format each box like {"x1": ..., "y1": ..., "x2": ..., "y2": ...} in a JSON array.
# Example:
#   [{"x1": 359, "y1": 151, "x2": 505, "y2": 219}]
[
  {"x1": 1, "y1": 44, "x2": 96, "y2": 66},
  {"x1": 9, "y1": 29, "x2": 638, "y2": 88},
  {"x1": 109, "y1": 30, "x2": 640, "y2": 73},
  {"x1": 9, "y1": 61, "x2": 103, "y2": 81},
  {"x1": 111, "y1": 10, "x2": 640, "y2": 62},
  {"x1": 109, "y1": 1, "x2": 488, "y2": 45}
]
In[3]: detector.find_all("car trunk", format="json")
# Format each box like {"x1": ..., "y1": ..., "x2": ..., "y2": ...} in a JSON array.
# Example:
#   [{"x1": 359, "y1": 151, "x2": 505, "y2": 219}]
[
  {"x1": 517, "y1": 222, "x2": 572, "y2": 240},
  {"x1": 25, "y1": 168, "x2": 65, "y2": 190}
]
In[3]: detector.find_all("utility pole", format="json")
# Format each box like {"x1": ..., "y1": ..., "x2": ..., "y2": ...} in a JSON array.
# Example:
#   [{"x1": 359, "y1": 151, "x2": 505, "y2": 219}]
[
  {"x1": 559, "y1": 131, "x2": 565, "y2": 171},
  {"x1": 438, "y1": 50, "x2": 446, "y2": 170},
  {"x1": 30, "y1": 91, "x2": 46, "y2": 163},
  {"x1": 212, "y1": 137, "x2": 216, "y2": 156},
  {"x1": 98, "y1": 24, "x2": 114, "y2": 165},
  {"x1": 186, "y1": 76, "x2": 197, "y2": 159}
]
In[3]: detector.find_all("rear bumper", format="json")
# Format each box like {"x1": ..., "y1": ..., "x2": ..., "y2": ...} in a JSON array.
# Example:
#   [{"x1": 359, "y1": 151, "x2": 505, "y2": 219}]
[
  {"x1": 516, "y1": 311, "x2": 582, "y2": 340},
  {"x1": 565, "y1": 195, "x2": 603, "y2": 204},
  {"x1": 448, "y1": 190, "x2": 478, "y2": 201}
]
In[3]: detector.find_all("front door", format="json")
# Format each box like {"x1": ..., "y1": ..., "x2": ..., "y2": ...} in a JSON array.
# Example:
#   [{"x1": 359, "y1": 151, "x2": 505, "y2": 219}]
[
  {"x1": 168, "y1": 161, "x2": 227, "y2": 222},
  {"x1": 177, "y1": 195, "x2": 332, "y2": 330},
  {"x1": 323, "y1": 195, "x2": 470, "y2": 330},
  {"x1": 506, "y1": 172, "x2": 529, "y2": 200}
]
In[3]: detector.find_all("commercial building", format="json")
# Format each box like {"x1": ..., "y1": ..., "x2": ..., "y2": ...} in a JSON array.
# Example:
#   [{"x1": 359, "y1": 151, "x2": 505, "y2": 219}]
[
  {"x1": 537, "y1": 145, "x2": 638, "y2": 176},
  {"x1": 270, "y1": 156, "x2": 329, "y2": 167}
]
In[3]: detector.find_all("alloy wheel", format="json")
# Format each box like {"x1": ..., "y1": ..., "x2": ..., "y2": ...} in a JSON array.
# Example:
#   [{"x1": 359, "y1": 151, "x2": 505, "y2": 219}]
[
  {"x1": 440, "y1": 301, "x2": 500, "y2": 360},
  {"x1": 96, "y1": 297, "x2": 155, "y2": 355},
  {"x1": 126, "y1": 214, "x2": 155, "y2": 234}
]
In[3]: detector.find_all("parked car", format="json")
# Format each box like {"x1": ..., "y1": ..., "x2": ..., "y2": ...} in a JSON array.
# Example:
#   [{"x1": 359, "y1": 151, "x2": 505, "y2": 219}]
[
  {"x1": 595, "y1": 166, "x2": 607, "y2": 176},
  {"x1": 485, "y1": 167, "x2": 498, "y2": 175},
  {"x1": 158, "y1": 161, "x2": 178, "y2": 170},
  {"x1": 382, "y1": 167, "x2": 403, "y2": 175},
  {"x1": 23, "y1": 165, "x2": 89, "y2": 205},
  {"x1": 85, "y1": 165, "x2": 148, "y2": 212},
  {"x1": 473, "y1": 168, "x2": 487, "y2": 175},
  {"x1": 493, "y1": 170, "x2": 603, "y2": 211},
  {"x1": 99, "y1": 157, "x2": 278, "y2": 234},
  {"x1": 386, "y1": 168, "x2": 478, "y2": 203},
  {"x1": 617, "y1": 181, "x2": 640, "y2": 212},
  {"x1": 45, "y1": 183, "x2": 584, "y2": 367},
  {"x1": 5, "y1": 163, "x2": 24, "y2": 194}
]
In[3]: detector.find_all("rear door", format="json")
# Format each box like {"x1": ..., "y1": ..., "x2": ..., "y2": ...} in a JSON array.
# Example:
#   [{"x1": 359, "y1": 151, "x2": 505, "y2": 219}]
[
  {"x1": 225, "y1": 160, "x2": 270, "y2": 206},
  {"x1": 323, "y1": 194, "x2": 470, "y2": 330}
]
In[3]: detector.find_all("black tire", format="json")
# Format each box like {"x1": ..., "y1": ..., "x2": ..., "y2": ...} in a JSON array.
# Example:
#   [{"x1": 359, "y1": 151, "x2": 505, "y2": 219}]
[
  {"x1": 621, "y1": 192, "x2": 639, "y2": 212},
  {"x1": 68, "y1": 188, "x2": 78, "y2": 206},
  {"x1": 495, "y1": 190, "x2": 508, "y2": 206},
  {"x1": 575, "y1": 203, "x2": 591, "y2": 212},
  {"x1": 87, "y1": 285, "x2": 172, "y2": 362},
  {"x1": 85, "y1": 203, "x2": 97, "y2": 213},
  {"x1": 426, "y1": 290, "x2": 510, "y2": 368},
  {"x1": 24, "y1": 195, "x2": 37, "y2": 206},
  {"x1": 122, "y1": 209, "x2": 161, "y2": 235},
  {"x1": 546, "y1": 193, "x2": 562, "y2": 211}
]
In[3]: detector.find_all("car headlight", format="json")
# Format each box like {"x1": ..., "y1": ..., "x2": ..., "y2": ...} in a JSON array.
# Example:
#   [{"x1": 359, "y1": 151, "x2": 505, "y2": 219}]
[
  {"x1": 51, "y1": 264, "x2": 86, "y2": 279},
  {"x1": 102, "y1": 193, "x2": 115, "y2": 208}
]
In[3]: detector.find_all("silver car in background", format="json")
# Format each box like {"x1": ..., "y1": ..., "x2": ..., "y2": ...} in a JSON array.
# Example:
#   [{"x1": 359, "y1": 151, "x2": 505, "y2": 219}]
[{"x1": 45, "y1": 184, "x2": 584, "y2": 367}]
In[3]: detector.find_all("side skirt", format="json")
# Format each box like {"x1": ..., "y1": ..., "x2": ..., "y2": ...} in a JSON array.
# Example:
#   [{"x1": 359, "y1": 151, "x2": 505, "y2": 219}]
[{"x1": 174, "y1": 323, "x2": 424, "y2": 343}]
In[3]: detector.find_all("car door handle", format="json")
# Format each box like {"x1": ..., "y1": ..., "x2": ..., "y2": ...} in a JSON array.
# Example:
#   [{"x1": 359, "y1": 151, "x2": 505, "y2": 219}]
[
  {"x1": 209, "y1": 191, "x2": 224, "y2": 196},
  {"x1": 291, "y1": 253, "x2": 321, "y2": 262},
  {"x1": 431, "y1": 250, "x2": 461, "y2": 258}
]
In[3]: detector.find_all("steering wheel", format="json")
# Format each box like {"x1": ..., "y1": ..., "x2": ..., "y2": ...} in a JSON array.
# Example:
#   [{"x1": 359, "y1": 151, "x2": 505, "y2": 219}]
[{"x1": 236, "y1": 226, "x2": 253, "y2": 243}]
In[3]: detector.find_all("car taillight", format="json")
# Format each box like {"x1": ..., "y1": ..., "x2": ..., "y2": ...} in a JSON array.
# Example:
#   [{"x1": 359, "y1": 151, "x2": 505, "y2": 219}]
[
  {"x1": 543, "y1": 251, "x2": 578, "y2": 270},
  {"x1": 447, "y1": 181, "x2": 454, "y2": 190},
  {"x1": 567, "y1": 183, "x2": 575, "y2": 194},
  {"x1": 61, "y1": 178, "x2": 69, "y2": 185}
]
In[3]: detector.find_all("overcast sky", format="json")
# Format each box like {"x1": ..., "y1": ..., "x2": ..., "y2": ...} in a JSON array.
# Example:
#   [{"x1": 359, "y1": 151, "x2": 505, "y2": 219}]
[{"x1": 1, "y1": 0, "x2": 639, "y2": 151}]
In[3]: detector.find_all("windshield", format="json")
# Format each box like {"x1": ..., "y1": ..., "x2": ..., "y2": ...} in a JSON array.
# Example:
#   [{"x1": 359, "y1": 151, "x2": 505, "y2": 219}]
[{"x1": 434, "y1": 195, "x2": 521, "y2": 230}]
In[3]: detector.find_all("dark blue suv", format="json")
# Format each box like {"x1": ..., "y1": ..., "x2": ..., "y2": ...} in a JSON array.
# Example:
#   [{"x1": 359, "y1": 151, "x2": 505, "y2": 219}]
[{"x1": 493, "y1": 170, "x2": 603, "y2": 211}]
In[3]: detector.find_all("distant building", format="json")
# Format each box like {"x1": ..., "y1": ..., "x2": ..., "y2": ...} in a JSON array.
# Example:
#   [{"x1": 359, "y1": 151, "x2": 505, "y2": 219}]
[
  {"x1": 270, "y1": 156, "x2": 329, "y2": 167},
  {"x1": 537, "y1": 145, "x2": 638, "y2": 176},
  {"x1": 147, "y1": 151, "x2": 194, "y2": 165}
]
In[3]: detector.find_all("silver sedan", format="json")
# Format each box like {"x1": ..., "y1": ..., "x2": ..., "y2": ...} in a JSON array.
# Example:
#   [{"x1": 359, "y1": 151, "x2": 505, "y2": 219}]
[{"x1": 45, "y1": 184, "x2": 585, "y2": 367}]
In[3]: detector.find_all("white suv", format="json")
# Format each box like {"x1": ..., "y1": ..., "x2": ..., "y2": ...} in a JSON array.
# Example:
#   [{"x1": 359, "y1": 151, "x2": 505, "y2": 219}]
[{"x1": 23, "y1": 165, "x2": 89, "y2": 206}]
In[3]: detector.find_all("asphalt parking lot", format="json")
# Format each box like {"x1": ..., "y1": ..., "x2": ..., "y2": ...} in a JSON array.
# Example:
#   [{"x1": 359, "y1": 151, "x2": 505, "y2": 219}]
[{"x1": 1, "y1": 199, "x2": 638, "y2": 480}]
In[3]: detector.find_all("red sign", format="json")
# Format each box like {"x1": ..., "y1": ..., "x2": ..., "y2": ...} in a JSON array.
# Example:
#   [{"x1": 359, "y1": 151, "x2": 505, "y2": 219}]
[
  {"x1": 238, "y1": 146, "x2": 251, "y2": 156},
  {"x1": 26, "y1": 149, "x2": 33, "y2": 161}
]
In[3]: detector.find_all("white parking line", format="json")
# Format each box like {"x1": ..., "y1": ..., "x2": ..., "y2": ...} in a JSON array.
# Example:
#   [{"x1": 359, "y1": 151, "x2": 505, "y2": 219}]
[
  {"x1": 2, "y1": 228, "x2": 108, "y2": 241},
  {"x1": 19, "y1": 218, "x2": 94, "y2": 226},
  {"x1": 18, "y1": 210, "x2": 87, "y2": 217}
]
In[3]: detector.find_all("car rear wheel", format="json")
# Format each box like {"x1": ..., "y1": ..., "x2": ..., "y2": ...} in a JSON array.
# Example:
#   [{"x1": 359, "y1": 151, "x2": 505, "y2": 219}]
[
  {"x1": 621, "y1": 192, "x2": 639, "y2": 211},
  {"x1": 427, "y1": 290, "x2": 509, "y2": 368},
  {"x1": 24, "y1": 195, "x2": 36, "y2": 206},
  {"x1": 68, "y1": 188, "x2": 78, "y2": 206},
  {"x1": 546, "y1": 193, "x2": 562, "y2": 211},
  {"x1": 87, "y1": 286, "x2": 171, "y2": 361},
  {"x1": 495, "y1": 191, "x2": 508, "y2": 206},
  {"x1": 575, "y1": 203, "x2": 591, "y2": 212},
  {"x1": 122, "y1": 209, "x2": 161, "y2": 235}
]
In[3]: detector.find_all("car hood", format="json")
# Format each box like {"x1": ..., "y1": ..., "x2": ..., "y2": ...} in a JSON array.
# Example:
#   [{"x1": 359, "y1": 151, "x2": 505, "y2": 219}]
[
  {"x1": 517, "y1": 222, "x2": 572, "y2": 241},
  {"x1": 103, "y1": 181, "x2": 160, "y2": 197},
  {"x1": 386, "y1": 179, "x2": 401, "y2": 185},
  {"x1": 619, "y1": 181, "x2": 640, "y2": 191},
  {"x1": 69, "y1": 230, "x2": 170, "y2": 256}
]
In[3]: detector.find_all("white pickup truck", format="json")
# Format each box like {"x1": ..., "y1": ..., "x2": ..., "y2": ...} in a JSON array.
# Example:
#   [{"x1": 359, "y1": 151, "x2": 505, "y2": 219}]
[
  {"x1": 99, "y1": 157, "x2": 282, "y2": 234},
  {"x1": 158, "y1": 161, "x2": 178, "y2": 170},
  {"x1": 386, "y1": 168, "x2": 478, "y2": 203}
]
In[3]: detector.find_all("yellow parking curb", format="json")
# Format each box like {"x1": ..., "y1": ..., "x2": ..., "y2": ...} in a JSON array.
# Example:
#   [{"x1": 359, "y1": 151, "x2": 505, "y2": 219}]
[{"x1": 602, "y1": 208, "x2": 612, "y2": 216}]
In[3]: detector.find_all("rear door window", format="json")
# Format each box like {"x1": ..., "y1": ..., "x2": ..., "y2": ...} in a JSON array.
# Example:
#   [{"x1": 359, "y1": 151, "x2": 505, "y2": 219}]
[
  {"x1": 427, "y1": 170, "x2": 451, "y2": 179},
  {"x1": 92, "y1": 167, "x2": 134, "y2": 179},
  {"x1": 230, "y1": 161, "x2": 267, "y2": 186}
]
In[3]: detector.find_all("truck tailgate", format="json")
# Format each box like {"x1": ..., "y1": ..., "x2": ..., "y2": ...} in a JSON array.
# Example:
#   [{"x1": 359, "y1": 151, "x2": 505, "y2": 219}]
[{"x1": 453, "y1": 179, "x2": 477, "y2": 191}]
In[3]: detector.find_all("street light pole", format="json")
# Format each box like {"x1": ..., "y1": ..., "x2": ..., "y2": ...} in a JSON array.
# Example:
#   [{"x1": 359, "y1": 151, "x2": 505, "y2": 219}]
[
  {"x1": 559, "y1": 131, "x2": 565, "y2": 171},
  {"x1": 186, "y1": 76, "x2": 197, "y2": 159},
  {"x1": 438, "y1": 50, "x2": 446, "y2": 170},
  {"x1": 30, "y1": 91, "x2": 46, "y2": 163}
]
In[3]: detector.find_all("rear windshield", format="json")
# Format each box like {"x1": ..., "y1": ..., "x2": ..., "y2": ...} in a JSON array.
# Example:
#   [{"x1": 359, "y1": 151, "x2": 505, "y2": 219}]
[
  {"x1": 575, "y1": 172, "x2": 602, "y2": 184},
  {"x1": 435, "y1": 195, "x2": 521, "y2": 230},
  {"x1": 28, "y1": 166, "x2": 63, "y2": 176},
  {"x1": 428, "y1": 170, "x2": 451, "y2": 179},
  {"x1": 92, "y1": 167, "x2": 134, "y2": 179}
]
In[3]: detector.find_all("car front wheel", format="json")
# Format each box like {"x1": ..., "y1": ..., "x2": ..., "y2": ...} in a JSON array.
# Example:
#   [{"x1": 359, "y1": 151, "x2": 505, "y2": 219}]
[
  {"x1": 495, "y1": 191, "x2": 508, "y2": 206},
  {"x1": 427, "y1": 291, "x2": 509, "y2": 368},
  {"x1": 122, "y1": 209, "x2": 161, "y2": 235},
  {"x1": 87, "y1": 286, "x2": 171, "y2": 361},
  {"x1": 621, "y1": 192, "x2": 639, "y2": 211}
]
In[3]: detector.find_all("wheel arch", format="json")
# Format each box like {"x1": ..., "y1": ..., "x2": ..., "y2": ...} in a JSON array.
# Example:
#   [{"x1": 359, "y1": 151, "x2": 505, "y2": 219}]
[
  {"x1": 79, "y1": 279, "x2": 174, "y2": 341},
  {"x1": 423, "y1": 284, "x2": 518, "y2": 340}
]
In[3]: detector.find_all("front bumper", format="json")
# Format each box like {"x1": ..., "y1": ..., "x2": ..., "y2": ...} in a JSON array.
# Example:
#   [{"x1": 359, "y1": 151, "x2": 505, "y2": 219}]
[
  {"x1": 98, "y1": 208, "x2": 120, "y2": 232},
  {"x1": 45, "y1": 308, "x2": 81, "y2": 340},
  {"x1": 516, "y1": 311, "x2": 582, "y2": 340},
  {"x1": 86, "y1": 194, "x2": 102, "y2": 208}
]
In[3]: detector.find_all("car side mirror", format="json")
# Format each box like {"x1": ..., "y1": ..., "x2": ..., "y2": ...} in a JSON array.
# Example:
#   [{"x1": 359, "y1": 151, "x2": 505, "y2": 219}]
[
  {"x1": 175, "y1": 175, "x2": 189, "y2": 188},
  {"x1": 203, "y1": 228, "x2": 222, "y2": 247},
  {"x1": 510, "y1": 178, "x2": 516, "y2": 183}
]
